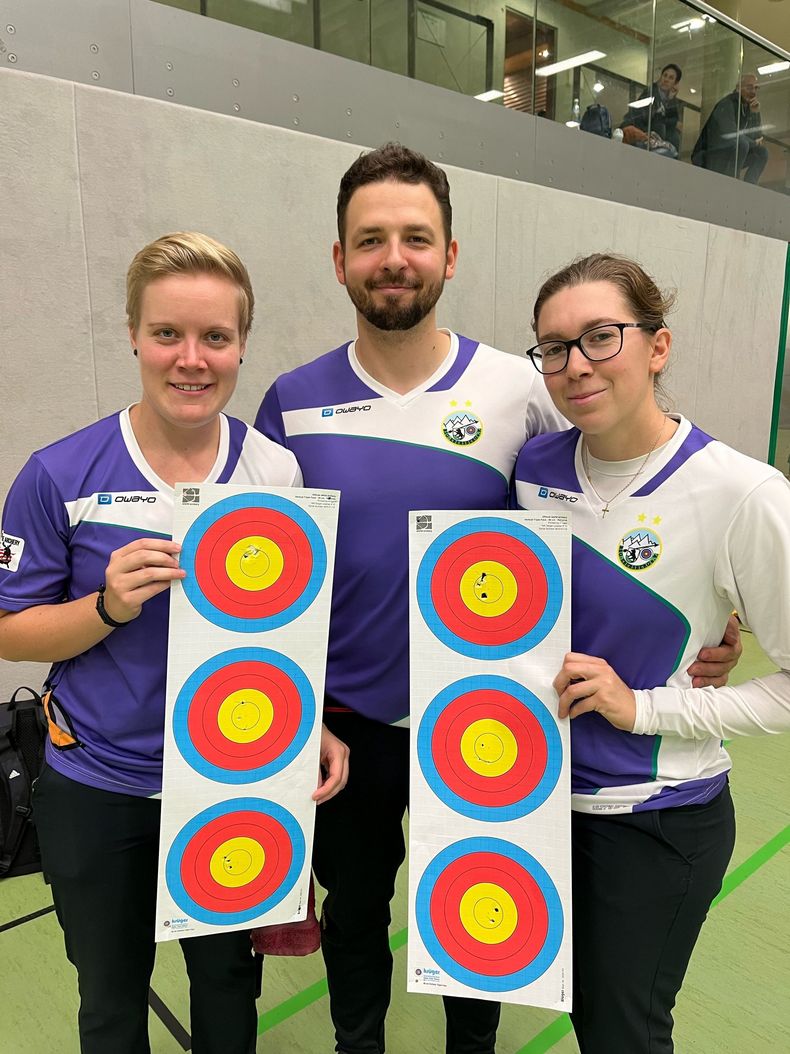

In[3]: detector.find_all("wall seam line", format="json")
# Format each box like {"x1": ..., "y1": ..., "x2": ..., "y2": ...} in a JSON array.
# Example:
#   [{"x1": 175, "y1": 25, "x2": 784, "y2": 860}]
[{"x1": 72, "y1": 83, "x2": 101, "y2": 420}]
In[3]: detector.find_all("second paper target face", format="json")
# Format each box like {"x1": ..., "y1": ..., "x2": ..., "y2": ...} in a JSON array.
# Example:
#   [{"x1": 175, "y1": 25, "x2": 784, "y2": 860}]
[
  {"x1": 416, "y1": 517, "x2": 562, "y2": 658},
  {"x1": 180, "y1": 492, "x2": 326, "y2": 632},
  {"x1": 173, "y1": 647, "x2": 315, "y2": 783},
  {"x1": 417, "y1": 675, "x2": 561, "y2": 821},
  {"x1": 416, "y1": 837, "x2": 563, "y2": 992}
]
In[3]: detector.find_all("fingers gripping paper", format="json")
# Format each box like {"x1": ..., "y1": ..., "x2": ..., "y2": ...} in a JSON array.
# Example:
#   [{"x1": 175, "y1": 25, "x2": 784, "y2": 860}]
[
  {"x1": 409, "y1": 512, "x2": 572, "y2": 1009},
  {"x1": 156, "y1": 485, "x2": 338, "y2": 941}
]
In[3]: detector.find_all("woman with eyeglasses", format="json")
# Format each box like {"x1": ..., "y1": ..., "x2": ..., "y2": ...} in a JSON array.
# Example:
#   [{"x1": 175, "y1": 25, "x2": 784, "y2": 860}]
[{"x1": 514, "y1": 253, "x2": 790, "y2": 1054}]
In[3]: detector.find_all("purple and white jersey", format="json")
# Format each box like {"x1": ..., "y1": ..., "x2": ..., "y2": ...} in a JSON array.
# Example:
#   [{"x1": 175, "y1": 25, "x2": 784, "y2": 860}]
[
  {"x1": 0, "y1": 408, "x2": 300, "y2": 796},
  {"x1": 256, "y1": 332, "x2": 565, "y2": 725},
  {"x1": 514, "y1": 416, "x2": 790, "y2": 813}
]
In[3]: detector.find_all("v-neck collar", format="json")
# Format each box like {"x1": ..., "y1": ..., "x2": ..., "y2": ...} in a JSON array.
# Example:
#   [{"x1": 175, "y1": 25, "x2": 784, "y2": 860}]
[
  {"x1": 347, "y1": 330, "x2": 458, "y2": 407},
  {"x1": 120, "y1": 406, "x2": 230, "y2": 493},
  {"x1": 574, "y1": 415, "x2": 690, "y2": 514}
]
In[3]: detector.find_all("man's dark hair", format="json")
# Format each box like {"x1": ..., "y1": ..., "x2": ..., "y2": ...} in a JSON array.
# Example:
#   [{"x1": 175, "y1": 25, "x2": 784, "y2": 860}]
[
  {"x1": 661, "y1": 63, "x2": 682, "y2": 84},
  {"x1": 336, "y1": 142, "x2": 452, "y2": 246}
]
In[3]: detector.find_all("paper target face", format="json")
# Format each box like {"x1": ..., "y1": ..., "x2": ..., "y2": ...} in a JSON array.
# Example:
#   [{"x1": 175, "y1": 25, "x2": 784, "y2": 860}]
[
  {"x1": 416, "y1": 837, "x2": 563, "y2": 992},
  {"x1": 417, "y1": 676, "x2": 561, "y2": 821},
  {"x1": 166, "y1": 798, "x2": 305, "y2": 926},
  {"x1": 180, "y1": 492, "x2": 327, "y2": 632},
  {"x1": 416, "y1": 517, "x2": 562, "y2": 658},
  {"x1": 173, "y1": 648, "x2": 315, "y2": 783}
]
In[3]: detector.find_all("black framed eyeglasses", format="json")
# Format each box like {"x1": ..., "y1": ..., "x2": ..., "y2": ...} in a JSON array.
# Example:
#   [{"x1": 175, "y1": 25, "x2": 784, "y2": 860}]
[{"x1": 525, "y1": 322, "x2": 661, "y2": 375}]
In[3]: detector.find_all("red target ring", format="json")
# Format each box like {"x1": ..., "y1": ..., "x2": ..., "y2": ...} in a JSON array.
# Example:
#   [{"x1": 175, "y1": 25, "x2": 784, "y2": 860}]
[
  {"x1": 430, "y1": 851, "x2": 549, "y2": 976},
  {"x1": 433, "y1": 689, "x2": 548, "y2": 807},
  {"x1": 188, "y1": 660, "x2": 301, "y2": 770},
  {"x1": 430, "y1": 532, "x2": 548, "y2": 646},
  {"x1": 195, "y1": 507, "x2": 313, "y2": 619},
  {"x1": 180, "y1": 810, "x2": 293, "y2": 913}
]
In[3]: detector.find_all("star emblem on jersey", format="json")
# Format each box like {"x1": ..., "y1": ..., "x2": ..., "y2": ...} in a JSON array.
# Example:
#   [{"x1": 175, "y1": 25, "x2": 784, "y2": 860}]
[
  {"x1": 617, "y1": 527, "x2": 662, "y2": 572},
  {"x1": 442, "y1": 404, "x2": 483, "y2": 447}
]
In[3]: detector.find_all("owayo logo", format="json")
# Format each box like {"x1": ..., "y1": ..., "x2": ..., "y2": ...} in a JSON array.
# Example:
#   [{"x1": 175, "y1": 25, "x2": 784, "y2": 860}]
[
  {"x1": 442, "y1": 408, "x2": 483, "y2": 447},
  {"x1": 618, "y1": 528, "x2": 662, "y2": 571},
  {"x1": 98, "y1": 493, "x2": 157, "y2": 504},
  {"x1": 537, "y1": 487, "x2": 578, "y2": 503},
  {"x1": 323, "y1": 404, "x2": 371, "y2": 416}
]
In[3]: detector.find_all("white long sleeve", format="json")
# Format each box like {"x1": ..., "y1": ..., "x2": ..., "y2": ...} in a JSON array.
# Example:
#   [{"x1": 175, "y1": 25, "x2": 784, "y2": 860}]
[{"x1": 633, "y1": 670, "x2": 790, "y2": 739}]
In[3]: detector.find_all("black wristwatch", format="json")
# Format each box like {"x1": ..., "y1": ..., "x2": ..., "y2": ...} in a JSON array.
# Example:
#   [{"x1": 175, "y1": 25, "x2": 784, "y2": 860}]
[{"x1": 96, "y1": 584, "x2": 127, "y2": 628}]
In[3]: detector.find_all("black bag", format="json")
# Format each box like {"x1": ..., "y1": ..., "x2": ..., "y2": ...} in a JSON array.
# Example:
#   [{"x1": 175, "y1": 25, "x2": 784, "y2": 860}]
[
  {"x1": 0, "y1": 687, "x2": 47, "y2": 878},
  {"x1": 580, "y1": 103, "x2": 612, "y2": 138}
]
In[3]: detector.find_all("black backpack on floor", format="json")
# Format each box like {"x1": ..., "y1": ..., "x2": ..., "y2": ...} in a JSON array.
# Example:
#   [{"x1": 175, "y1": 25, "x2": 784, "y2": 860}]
[
  {"x1": 580, "y1": 103, "x2": 613, "y2": 138},
  {"x1": 0, "y1": 687, "x2": 47, "y2": 878}
]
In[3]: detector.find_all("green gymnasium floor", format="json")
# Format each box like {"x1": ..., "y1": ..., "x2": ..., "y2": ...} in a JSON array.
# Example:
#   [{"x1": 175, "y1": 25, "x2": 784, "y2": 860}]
[{"x1": 2, "y1": 633, "x2": 788, "y2": 1053}]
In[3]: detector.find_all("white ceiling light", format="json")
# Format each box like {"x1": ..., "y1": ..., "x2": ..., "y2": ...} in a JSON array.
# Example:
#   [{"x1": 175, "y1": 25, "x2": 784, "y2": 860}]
[
  {"x1": 475, "y1": 89, "x2": 505, "y2": 101},
  {"x1": 565, "y1": 120, "x2": 580, "y2": 128},
  {"x1": 689, "y1": 87, "x2": 697, "y2": 94},
  {"x1": 758, "y1": 60, "x2": 790, "y2": 75},
  {"x1": 629, "y1": 96, "x2": 654, "y2": 108},
  {"x1": 593, "y1": 81, "x2": 604, "y2": 93},
  {"x1": 537, "y1": 50, "x2": 606, "y2": 77},
  {"x1": 672, "y1": 14, "x2": 715, "y2": 31}
]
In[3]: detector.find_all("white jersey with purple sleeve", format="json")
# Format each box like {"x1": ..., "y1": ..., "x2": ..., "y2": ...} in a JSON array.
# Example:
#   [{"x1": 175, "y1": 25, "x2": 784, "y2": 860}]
[
  {"x1": 0, "y1": 408, "x2": 300, "y2": 796},
  {"x1": 255, "y1": 331, "x2": 565, "y2": 726},
  {"x1": 514, "y1": 415, "x2": 790, "y2": 813}
]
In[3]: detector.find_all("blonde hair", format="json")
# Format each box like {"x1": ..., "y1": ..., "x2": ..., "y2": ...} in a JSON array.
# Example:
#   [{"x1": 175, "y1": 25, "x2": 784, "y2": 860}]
[{"x1": 126, "y1": 232, "x2": 254, "y2": 339}]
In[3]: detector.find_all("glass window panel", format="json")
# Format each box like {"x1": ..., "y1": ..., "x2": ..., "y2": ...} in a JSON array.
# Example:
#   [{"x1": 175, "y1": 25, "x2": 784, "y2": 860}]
[
  {"x1": 412, "y1": 1, "x2": 491, "y2": 97},
  {"x1": 534, "y1": 0, "x2": 653, "y2": 134},
  {"x1": 654, "y1": 1, "x2": 743, "y2": 173},
  {"x1": 504, "y1": 7, "x2": 556, "y2": 118},
  {"x1": 741, "y1": 36, "x2": 790, "y2": 193},
  {"x1": 320, "y1": 0, "x2": 371, "y2": 65}
]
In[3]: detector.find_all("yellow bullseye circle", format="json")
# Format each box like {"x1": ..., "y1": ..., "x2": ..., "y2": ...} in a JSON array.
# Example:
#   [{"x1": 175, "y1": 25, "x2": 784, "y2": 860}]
[
  {"x1": 460, "y1": 719, "x2": 518, "y2": 777},
  {"x1": 226, "y1": 536, "x2": 284, "y2": 591},
  {"x1": 209, "y1": 836, "x2": 265, "y2": 888},
  {"x1": 459, "y1": 882, "x2": 518, "y2": 945},
  {"x1": 459, "y1": 561, "x2": 518, "y2": 617},
  {"x1": 217, "y1": 689, "x2": 274, "y2": 744}
]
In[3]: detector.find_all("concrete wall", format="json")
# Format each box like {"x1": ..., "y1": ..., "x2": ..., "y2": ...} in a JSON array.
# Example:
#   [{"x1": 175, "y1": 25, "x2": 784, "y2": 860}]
[{"x1": 1, "y1": 64, "x2": 786, "y2": 695}]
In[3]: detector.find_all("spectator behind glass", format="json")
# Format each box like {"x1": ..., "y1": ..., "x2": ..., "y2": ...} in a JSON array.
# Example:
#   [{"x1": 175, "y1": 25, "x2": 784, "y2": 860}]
[
  {"x1": 692, "y1": 73, "x2": 768, "y2": 184},
  {"x1": 620, "y1": 63, "x2": 683, "y2": 159}
]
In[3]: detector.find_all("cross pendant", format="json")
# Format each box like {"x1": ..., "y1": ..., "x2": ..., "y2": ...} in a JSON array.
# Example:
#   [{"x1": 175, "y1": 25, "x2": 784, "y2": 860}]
[{"x1": 601, "y1": 504, "x2": 610, "y2": 518}]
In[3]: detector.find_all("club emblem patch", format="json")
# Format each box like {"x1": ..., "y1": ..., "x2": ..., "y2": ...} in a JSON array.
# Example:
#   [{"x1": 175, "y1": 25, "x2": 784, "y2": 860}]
[
  {"x1": 617, "y1": 528, "x2": 661, "y2": 572},
  {"x1": 442, "y1": 409, "x2": 483, "y2": 447}
]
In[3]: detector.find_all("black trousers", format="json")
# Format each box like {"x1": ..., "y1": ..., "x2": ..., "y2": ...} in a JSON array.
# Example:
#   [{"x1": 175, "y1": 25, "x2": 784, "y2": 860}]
[
  {"x1": 314, "y1": 711, "x2": 501, "y2": 1054},
  {"x1": 707, "y1": 141, "x2": 768, "y2": 183},
  {"x1": 33, "y1": 764, "x2": 260, "y2": 1054},
  {"x1": 570, "y1": 784, "x2": 736, "y2": 1054}
]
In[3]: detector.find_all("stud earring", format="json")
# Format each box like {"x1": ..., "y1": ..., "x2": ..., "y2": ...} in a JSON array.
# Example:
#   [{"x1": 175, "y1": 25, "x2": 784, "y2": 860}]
[
  {"x1": 133, "y1": 348, "x2": 138, "y2": 357},
  {"x1": 239, "y1": 357, "x2": 244, "y2": 365}
]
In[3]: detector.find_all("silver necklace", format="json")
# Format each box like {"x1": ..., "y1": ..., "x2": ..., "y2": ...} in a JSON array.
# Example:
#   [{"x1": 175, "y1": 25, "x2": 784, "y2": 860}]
[{"x1": 582, "y1": 418, "x2": 667, "y2": 518}]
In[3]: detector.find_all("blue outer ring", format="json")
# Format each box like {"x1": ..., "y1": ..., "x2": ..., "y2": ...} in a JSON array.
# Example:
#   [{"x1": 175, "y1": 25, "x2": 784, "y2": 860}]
[
  {"x1": 165, "y1": 797, "x2": 305, "y2": 926},
  {"x1": 416, "y1": 675, "x2": 562, "y2": 821},
  {"x1": 415, "y1": 517, "x2": 563, "y2": 659},
  {"x1": 415, "y1": 836, "x2": 564, "y2": 992},
  {"x1": 180, "y1": 492, "x2": 327, "y2": 632},
  {"x1": 172, "y1": 647, "x2": 316, "y2": 783}
]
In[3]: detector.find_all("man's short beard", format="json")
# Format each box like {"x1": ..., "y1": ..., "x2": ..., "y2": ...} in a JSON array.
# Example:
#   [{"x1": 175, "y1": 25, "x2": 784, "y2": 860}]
[{"x1": 347, "y1": 278, "x2": 444, "y2": 332}]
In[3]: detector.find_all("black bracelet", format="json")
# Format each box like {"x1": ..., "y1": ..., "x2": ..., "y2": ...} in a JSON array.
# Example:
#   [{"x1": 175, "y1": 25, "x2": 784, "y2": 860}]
[{"x1": 95, "y1": 584, "x2": 128, "y2": 628}]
